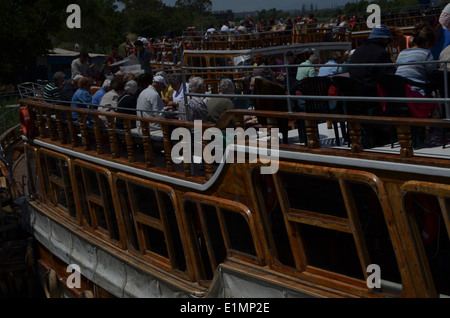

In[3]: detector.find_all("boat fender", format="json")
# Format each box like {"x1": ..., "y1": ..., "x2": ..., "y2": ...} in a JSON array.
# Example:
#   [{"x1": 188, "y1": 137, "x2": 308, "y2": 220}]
[
  {"x1": 408, "y1": 194, "x2": 440, "y2": 247},
  {"x1": 44, "y1": 269, "x2": 61, "y2": 298},
  {"x1": 19, "y1": 106, "x2": 37, "y2": 138}
]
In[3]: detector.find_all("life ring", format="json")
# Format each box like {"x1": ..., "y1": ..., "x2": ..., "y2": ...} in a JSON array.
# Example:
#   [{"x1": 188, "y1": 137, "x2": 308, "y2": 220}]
[
  {"x1": 19, "y1": 106, "x2": 36, "y2": 138},
  {"x1": 407, "y1": 194, "x2": 440, "y2": 247}
]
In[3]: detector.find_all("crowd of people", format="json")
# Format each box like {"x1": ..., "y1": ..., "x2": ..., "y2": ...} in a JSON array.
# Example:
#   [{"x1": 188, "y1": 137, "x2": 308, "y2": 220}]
[{"x1": 41, "y1": 4, "x2": 450, "y2": 145}]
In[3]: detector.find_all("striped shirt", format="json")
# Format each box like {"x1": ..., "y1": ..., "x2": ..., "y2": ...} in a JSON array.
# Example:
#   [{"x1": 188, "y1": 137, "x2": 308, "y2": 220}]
[
  {"x1": 439, "y1": 3, "x2": 450, "y2": 30},
  {"x1": 395, "y1": 48, "x2": 437, "y2": 84},
  {"x1": 43, "y1": 81, "x2": 60, "y2": 102}
]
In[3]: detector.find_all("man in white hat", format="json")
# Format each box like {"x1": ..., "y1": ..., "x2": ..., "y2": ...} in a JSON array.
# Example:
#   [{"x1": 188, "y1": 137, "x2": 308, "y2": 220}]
[{"x1": 136, "y1": 75, "x2": 167, "y2": 131}]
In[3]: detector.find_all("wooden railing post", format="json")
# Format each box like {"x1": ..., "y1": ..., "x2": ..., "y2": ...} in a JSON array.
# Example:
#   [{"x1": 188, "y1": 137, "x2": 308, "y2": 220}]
[
  {"x1": 93, "y1": 114, "x2": 104, "y2": 155},
  {"x1": 80, "y1": 117, "x2": 90, "y2": 151},
  {"x1": 67, "y1": 111, "x2": 78, "y2": 148},
  {"x1": 347, "y1": 122, "x2": 363, "y2": 153},
  {"x1": 55, "y1": 109, "x2": 67, "y2": 144},
  {"x1": 397, "y1": 125, "x2": 414, "y2": 158},
  {"x1": 140, "y1": 121, "x2": 155, "y2": 168},
  {"x1": 123, "y1": 119, "x2": 135, "y2": 163},
  {"x1": 35, "y1": 108, "x2": 46, "y2": 138},
  {"x1": 45, "y1": 109, "x2": 56, "y2": 141},
  {"x1": 305, "y1": 120, "x2": 319, "y2": 149},
  {"x1": 162, "y1": 124, "x2": 174, "y2": 172},
  {"x1": 107, "y1": 116, "x2": 119, "y2": 158},
  {"x1": 202, "y1": 125, "x2": 213, "y2": 181}
]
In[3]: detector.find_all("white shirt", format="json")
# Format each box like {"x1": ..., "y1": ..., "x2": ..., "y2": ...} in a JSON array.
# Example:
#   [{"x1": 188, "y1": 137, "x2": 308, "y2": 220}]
[{"x1": 136, "y1": 85, "x2": 164, "y2": 130}]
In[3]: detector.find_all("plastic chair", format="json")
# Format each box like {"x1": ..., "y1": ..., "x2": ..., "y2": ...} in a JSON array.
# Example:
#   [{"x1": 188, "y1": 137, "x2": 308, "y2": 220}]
[
  {"x1": 296, "y1": 76, "x2": 345, "y2": 146},
  {"x1": 331, "y1": 76, "x2": 380, "y2": 147},
  {"x1": 253, "y1": 77, "x2": 289, "y2": 143},
  {"x1": 375, "y1": 73, "x2": 435, "y2": 149}
]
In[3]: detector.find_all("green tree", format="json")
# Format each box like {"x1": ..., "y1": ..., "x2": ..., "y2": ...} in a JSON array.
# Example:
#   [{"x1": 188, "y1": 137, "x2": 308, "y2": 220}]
[
  {"x1": 0, "y1": 0, "x2": 69, "y2": 84},
  {"x1": 175, "y1": 0, "x2": 212, "y2": 13},
  {"x1": 55, "y1": 0, "x2": 125, "y2": 53},
  {"x1": 121, "y1": 0, "x2": 166, "y2": 37}
]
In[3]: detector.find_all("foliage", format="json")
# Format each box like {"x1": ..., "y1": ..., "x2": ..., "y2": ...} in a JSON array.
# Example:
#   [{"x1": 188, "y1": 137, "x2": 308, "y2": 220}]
[
  {"x1": 54, "y1": 0, "x2": 125, "y2": 53},
  {"x1": 0, "y1": 0, "x2": 68, "y2": 84},
  {"x1": 175, "y1": 0, "x2": 212, "y2": 13}
]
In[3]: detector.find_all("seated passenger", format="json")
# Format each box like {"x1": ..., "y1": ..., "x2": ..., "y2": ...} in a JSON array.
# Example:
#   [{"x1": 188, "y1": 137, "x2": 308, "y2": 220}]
[
  {"x1": 423, "y1": 15, "x2": 450, "y2": 60},
  {"x1": 43, "y1": 71, "x2": 65, "y2": 103},
  {"x1": 296, "y1": 54, "x2": 319, "y2": 81},
  {"x1": 92, "y1": 79, "x2": 111, "y2": 106},
  {"x1": 70, "y1": 77, "x2": 93, "y2": 122},
  {"x1": 116, "y1": 80, "x2": 138, "y2": 130},
  {"x1": 349, "y1": 25, "x2": 396, "y2": 85},
  {"x1": 396, "y1": 23, "x2": 437, "y2": 95},
  {"x1": 98, "y1": 78, "x2": 125, "y2": 127},
  {"x1": 317, "y1": 51, "x2": 343, "y2": 77},
  {"x1": 178, "y1": 77, "x2": 207, "y2": 122},
  {"x1": 207, "y1": 78, "x2": 236, "y2": 128},
  {"x1": 61, "y1": 75, "x2": 82, "y2": 106},
  {"x1": 136, "y1": 75, "x2": 167, "y2": 131}
]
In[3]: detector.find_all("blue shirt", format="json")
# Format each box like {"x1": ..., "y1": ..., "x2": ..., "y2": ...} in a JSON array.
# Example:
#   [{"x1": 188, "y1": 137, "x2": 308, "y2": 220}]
[
  {"x1": 431, "y1": 28, "x2": 450, "y2": 60},
  {"x1": 71, "y1": 88, "x2": 92, "y2": 120},
  {"x1": 318, "y1": 60, "x2": 339, "y2": 77},
  {"x1": 92, "y1": 88, "x2": 106, "y2": 105}
]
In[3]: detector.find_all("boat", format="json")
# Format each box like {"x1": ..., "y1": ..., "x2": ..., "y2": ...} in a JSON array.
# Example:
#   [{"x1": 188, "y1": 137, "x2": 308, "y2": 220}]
[{"x1": 3, "y1": 9, "x2": 450, "y2": 299}]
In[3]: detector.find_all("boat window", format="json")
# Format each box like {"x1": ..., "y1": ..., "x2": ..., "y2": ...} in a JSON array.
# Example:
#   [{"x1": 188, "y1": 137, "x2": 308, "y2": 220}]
[
  {"x1": 183, "y1": 193, "x2": 262, "y2": 283},
  {"x1": 209, "y1": 57, "x2": 233, "y2": 78},
  {"x1": 116, "y1": 179, "x2": 139, "y2": 252},
  {"x1": 25, "y1": 145, "x2": 43, "y2": 201},
  {"x1": 38, "y1": 150, "x2": 77, "y2": 220},
  {"x1": 254, "y1": 164, "x2": 403, "y2": 296},
  {"x1": 185, "y1": 55, "x2": 207, "y2": 77},
  {"x1": 73, "y1": 162, "x2": 121, "y2": 244},
  {"x1": 115, "y1": 174, "x2": 187, "y2": 273},
  {"x1": 401, "y1": 182, "x2": 450, "y2": 297}
]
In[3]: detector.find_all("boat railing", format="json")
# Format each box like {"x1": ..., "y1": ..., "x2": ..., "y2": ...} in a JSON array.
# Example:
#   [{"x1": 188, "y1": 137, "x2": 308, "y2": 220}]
[
  {"x1": 17, "y1": 58, "x2": 450, "y2": 183},
  {"x1": 182, "y1": 26, "x2": 351, "y2": 51}
]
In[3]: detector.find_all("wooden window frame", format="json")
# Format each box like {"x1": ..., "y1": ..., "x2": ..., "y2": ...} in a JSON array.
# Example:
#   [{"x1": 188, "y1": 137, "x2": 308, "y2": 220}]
[
  {"x1": 114, "y1": 173, "x2": 190, "y2": 279},
  {"x1": 266, "y1": 162, "x2": 405, "y2": 295},
  {"x1": 36, "y1": 148, "x2": 79, "y2": 224},
  {"x1": 401, "y1": 181, "x2": 450, "y2": 298},
  {"x1": 182, "y1": 192, "x2": 265, "y2": 284},
  {"x1": 71, "y1": 160, "x2": 125, "y2": 249}
]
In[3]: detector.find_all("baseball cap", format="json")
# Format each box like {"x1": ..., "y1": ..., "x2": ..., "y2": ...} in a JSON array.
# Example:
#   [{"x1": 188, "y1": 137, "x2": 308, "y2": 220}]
[
  {"x1": 368, "y1": 24, "x2": 392, "y2": 40},
  {"x1": 153, "y1": 75, "x2": 168, "y2": 87}
]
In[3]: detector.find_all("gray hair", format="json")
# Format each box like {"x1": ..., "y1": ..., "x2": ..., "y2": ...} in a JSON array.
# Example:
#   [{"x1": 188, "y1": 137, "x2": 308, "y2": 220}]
[
  {"x1": 188, "y1": 76, "x2": 204, "y2": 93},
  {"x1": 218, "y1": 78, "x2": 235, "y2": 94},
  {"x1": 309, "y1": 54, "x2": 320, "y2": 63},
  {"x1": 124, "y1": 80, "x2": 138, "y2": 94},
  {"x1": 102, "y1": 79, "x2": 112, "y2": 90},
  {"x1": 53, "y1": 71, "x2": 66, "y2": 81}
]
